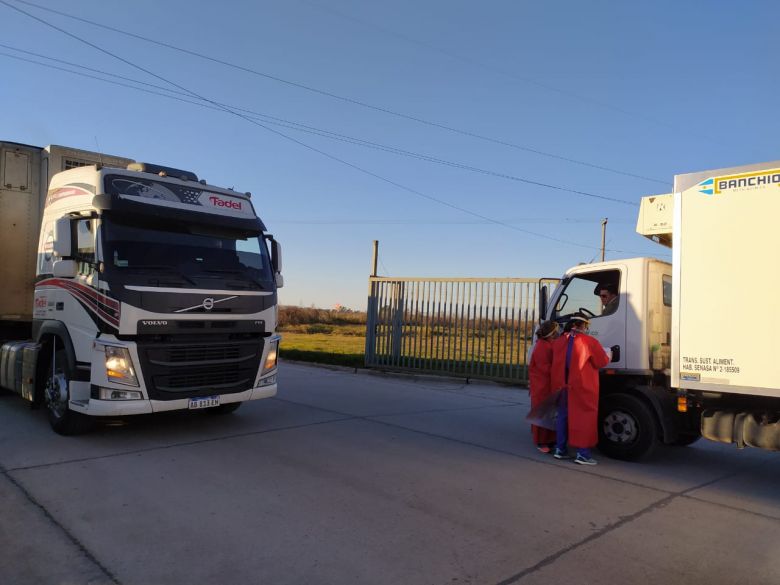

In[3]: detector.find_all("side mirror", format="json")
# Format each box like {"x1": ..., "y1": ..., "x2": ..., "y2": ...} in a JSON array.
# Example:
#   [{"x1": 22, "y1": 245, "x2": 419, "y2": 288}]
[
  {"x1": 52, "y1": 259, "x2": 78, "y2": 278},
  {"x1": 539, "y1": 284, "x2": 548, "y2": 320},
  {"x1": 274, "y1": 273, "x2": 284, "y2": 288},
  {"x1": 269, "y1": 237, "x2": 282, "y2": 274},
  {"x1": 53, "y1": 218, "x2": 72, "y2": 257}
]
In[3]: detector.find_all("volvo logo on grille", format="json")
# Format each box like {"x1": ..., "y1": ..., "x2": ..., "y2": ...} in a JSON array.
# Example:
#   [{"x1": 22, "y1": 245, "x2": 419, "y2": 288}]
[{"x1": 174, "y1": 295, "x2": 239, "y2": 313}]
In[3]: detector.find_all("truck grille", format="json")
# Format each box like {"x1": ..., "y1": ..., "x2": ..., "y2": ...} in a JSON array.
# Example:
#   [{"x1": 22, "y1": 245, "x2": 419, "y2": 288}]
[{"x1": 136, "y1": 336, "x2": 263, "y2": 400}]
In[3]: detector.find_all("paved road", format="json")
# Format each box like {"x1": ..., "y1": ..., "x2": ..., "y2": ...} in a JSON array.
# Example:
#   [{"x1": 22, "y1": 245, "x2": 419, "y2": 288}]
[{"x1": 1, "y1": 362, "x2": 778, "y2": 585}]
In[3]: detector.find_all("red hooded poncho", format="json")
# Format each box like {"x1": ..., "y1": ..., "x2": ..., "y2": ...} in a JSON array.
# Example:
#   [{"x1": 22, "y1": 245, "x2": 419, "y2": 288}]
[
  {"x1": 528, "y1": 337, "x2": 557, "y2": 445},
  {"x1": 551, "y1": 331, "x2": 610, "y2": 448}
]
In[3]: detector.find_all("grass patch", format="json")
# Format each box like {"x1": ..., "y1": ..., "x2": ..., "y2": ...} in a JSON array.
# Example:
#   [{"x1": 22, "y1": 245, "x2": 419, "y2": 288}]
[{"x1": 279, "y1": 331, "x2": 365, "y2": 369}]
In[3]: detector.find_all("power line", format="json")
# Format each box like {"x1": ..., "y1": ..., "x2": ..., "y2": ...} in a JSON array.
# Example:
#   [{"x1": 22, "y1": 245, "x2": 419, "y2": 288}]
[
  {"x1": 270, "y1": 219, "x2": 635, "y2": 225},
  {"x1": 301, "y1": 0, "x2": 717, "y2": 145},
  {"x1": 0, "y1": 0, "x2": 649, "y2": 255},
  {"x1": 0, "y1": 45, "x2": 638, "y2": 207},
  {"x1": 9, "y1": 0, "x2": 669, "y2": 186}
]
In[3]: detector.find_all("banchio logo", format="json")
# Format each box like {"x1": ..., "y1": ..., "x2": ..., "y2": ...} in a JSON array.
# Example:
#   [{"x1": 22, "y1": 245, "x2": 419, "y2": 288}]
[{"x1": 208, "y1": 196, "x2": 242, "y2": 210}]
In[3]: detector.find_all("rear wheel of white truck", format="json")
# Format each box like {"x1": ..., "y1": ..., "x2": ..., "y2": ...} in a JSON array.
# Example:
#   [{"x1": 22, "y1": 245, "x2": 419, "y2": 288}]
[
  {"x1": 598, "y1": 393, "x2": 657, "y2": 461},
  {"x1": 44, "y1": 349, "x2": 94, "y2": 435}
]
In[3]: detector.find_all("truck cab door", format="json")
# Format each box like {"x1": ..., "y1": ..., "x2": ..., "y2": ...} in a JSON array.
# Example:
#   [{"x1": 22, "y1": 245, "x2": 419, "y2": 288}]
[{"x1": 550, "y1": 266, "x2": 626, "y2": 368}]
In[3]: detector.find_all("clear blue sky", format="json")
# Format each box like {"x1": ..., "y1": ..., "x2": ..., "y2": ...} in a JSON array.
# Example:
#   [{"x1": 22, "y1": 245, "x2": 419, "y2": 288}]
[{"x1": 2, "y1": 0, "x2": 777, "y2": 309}]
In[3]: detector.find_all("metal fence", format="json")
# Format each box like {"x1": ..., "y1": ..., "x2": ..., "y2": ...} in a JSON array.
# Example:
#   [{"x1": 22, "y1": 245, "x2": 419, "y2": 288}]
[{"x1": 365, "y1": 277, "x2": 558, "y2": 383}]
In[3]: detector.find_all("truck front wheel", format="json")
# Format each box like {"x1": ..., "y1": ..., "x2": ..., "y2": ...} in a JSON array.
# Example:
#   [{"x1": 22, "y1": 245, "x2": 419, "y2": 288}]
[
  {"x1": 44, "y1": 350, "x2": 94, "y2": 435},
  {"x1": 598, "y1": 393, "x2": 657, "y2": 461}
]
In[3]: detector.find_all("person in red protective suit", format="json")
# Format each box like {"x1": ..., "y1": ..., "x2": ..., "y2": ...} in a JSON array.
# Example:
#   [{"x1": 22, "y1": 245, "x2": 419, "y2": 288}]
[
  {"x1": 550, "y1": 314, "x2": 611, "y2": 465},
  {"x1": 528, "y1": 320, "x2": 559, "y2": 453}
]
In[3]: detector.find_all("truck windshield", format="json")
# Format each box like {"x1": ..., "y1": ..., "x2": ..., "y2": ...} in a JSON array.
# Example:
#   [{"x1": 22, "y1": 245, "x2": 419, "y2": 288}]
[{"x1": 101, "y1": 216, "x2": 274, "y2": 288}]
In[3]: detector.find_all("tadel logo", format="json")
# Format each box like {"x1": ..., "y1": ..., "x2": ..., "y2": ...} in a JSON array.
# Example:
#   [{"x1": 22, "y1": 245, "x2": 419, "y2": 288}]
[{"x1": 208, "y1": 195, "x2": 242, "y2": 210}]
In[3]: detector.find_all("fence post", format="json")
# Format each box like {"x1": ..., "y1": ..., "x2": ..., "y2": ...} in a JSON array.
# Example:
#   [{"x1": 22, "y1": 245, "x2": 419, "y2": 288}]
[
  {"x1": 365, "y1": 242, "x2": 379, "y2": 366},
  {"x1": 390, "y1": 281, "x2": 404, "y2": 365}
]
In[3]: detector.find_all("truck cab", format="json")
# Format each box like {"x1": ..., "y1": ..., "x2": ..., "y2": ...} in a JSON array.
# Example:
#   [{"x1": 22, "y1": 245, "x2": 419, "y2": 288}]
[
  {"x1": 542, "y1": 257, "x2": 686, "y2": 460},
  {"x1": 547, "y1": 257, "x2": 672, "y2": 374},
  {"x1": 0, "y1": 143, "x2": 283, "y2": 434}
]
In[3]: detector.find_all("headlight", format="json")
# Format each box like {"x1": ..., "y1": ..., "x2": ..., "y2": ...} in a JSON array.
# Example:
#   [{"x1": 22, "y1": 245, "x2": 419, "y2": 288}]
[
  {"x1": 262, "y1": 339, "x2": 279, "y2": 373},
  {"x1": 104, "y1": 346, "x2": 139, "y2": 386}
]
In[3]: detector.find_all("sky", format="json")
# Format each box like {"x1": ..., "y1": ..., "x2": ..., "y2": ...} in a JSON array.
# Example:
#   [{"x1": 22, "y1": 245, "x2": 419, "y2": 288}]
[{"x1": 1, "y1": 0, "x2": 778, "y2": 310}]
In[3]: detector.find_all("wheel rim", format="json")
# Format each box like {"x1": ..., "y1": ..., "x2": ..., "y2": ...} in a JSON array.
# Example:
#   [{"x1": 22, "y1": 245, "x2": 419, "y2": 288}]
[
  {"x1": 45, "y1": 372, "x2": 69, "y2": 419},
  {"x1": 602, "y1": 409, "x2": 638, "y2": 444}
]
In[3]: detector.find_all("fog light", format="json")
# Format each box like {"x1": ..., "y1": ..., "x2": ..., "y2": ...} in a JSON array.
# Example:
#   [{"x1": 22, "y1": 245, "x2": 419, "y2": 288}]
[
  {"x1": 259, "y1": 374, "x2": 277, "y2": 387},
  {"x1": 98, "y1": 388, "x2": 143, "y2": 400},
  {"x1": 104, "y1": 345, "x2": 139, "y2": 386}
]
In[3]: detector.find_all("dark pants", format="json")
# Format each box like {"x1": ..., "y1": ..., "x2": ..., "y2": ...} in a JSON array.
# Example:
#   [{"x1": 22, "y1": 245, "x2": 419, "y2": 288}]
[{"x1": 556, "y1": 388, "x2": 592, "y2": 458}]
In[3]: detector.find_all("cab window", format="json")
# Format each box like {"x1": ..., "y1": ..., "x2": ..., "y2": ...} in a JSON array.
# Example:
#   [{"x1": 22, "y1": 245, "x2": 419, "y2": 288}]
[
  {"x1": 553, "y1": 269, "x2": 621, "y2": 320},
  {"x1": 74, "y1": 219, "x2": 97, "y2": 275}
]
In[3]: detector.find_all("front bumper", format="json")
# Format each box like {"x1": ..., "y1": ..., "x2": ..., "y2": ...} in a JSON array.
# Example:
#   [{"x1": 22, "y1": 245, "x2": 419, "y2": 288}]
[{"x1": 70, "y1": 381, "x2": 277, "y2": 416}]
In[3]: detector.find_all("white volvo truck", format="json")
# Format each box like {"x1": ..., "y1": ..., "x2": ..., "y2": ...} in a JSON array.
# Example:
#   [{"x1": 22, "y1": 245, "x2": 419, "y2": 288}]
[
  {"x1": 0, "y1": 142, "x2": 283, "y2": 434},
  {"x1": 539, "y1": 160, "x2": 780, "y2": 459}
]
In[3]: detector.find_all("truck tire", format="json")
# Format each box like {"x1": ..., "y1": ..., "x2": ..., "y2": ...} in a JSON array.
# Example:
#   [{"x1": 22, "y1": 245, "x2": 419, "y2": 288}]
[
  {"x1": 44, "y1": 350, "x2": 94, "y2": 435},
  {"x1": 599, "y1": 393, "x2": 657, "y2": 461}
]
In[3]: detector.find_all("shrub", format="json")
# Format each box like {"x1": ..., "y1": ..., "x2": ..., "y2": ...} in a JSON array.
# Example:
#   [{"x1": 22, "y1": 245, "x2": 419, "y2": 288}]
[
  {"x1": 279, "y1": 305, "x2": 366, "y2": 326},
  {"x1": 306, "y1": 324, "x2": 334, "y2": 334}
]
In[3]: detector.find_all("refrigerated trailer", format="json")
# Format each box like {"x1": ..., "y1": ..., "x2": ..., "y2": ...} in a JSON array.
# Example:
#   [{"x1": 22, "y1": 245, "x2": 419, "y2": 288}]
[
  {"x1": 538, "y1": 160, "x2": 780, "y2": 459},
  {"x1": 0, "y1": 142, "x2": 283, "y2": 434}
]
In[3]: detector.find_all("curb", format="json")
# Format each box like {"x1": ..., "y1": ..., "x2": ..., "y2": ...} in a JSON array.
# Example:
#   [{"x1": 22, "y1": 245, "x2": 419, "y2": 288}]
[{"x1": 278, "y1": 358, "x2": 527, "y2": 390}]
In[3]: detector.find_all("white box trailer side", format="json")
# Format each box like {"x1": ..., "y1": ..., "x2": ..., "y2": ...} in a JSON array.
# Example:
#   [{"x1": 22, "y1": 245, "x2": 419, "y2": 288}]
[{"x1": 672, "y1": 162, "x2": 780, "y2": 398}]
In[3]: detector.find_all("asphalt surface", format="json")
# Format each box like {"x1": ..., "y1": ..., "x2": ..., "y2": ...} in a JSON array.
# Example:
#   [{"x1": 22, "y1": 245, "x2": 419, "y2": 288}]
[{"x1": 1, "y1": 361, "x2": 778, "y2": 585}]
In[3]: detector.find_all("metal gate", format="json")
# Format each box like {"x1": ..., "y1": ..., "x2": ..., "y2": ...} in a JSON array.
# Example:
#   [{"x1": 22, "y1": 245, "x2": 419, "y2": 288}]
[{"x1": 365, "y1": 277, "x2": 558, "y2": 383}]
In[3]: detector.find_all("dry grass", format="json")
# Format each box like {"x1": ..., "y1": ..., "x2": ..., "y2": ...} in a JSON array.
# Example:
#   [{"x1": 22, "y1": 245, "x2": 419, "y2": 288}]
[
  {"x1": 278, "y1": 305, "x2": 532, "y2": 378},
  {"x1": 279, "y1": 305, "x2": 366, "y2": 327}
]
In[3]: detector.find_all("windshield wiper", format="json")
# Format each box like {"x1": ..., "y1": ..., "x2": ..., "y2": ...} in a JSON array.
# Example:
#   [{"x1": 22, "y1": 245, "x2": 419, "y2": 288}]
[
  {"x1": 119, "y1": 264, "x2": 175, "y2": 270},
  {"x1": 118, "y1": 265, "x2": 197, "y2": 286},
  {"x1": 201, "y1": 268, "x2": 266, "y2": 289}
]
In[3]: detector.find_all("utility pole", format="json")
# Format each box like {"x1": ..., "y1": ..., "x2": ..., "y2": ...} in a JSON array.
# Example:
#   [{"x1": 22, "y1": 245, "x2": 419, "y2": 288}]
[
  {"x1": 371, "y1": 240, "x2": 379, "y2": 277},
  {"x1": 600, "y1": 218, "x2": 608, "y2": 262}
]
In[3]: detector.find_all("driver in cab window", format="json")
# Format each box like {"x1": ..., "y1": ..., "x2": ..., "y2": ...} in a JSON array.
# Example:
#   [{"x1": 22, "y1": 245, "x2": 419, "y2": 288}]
[{"x1": 598, "y1": 284, "x2": 618, "y2": 316}]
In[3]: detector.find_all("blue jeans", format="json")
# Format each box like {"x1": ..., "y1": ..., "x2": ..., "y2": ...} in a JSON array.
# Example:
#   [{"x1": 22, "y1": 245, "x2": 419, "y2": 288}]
[
  {"x1": 556, "y1": 388, "x2": 592, "y2": 458},
  {"x1": 556, "y1": 388, "x2": 568, "y2": 452}
]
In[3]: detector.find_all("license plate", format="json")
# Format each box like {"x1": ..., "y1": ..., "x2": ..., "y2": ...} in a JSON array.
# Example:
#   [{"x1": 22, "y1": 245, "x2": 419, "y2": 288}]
[{"x1": 188, "y1": 396, "x2": 220, "y2": 410}]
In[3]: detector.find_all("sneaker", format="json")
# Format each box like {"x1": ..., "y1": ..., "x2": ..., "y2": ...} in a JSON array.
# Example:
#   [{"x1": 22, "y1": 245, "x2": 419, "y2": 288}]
[
  {"x1": 574, "y1": 454, "x2": 598, "y2": 466},
  {"x1": 536, "y1": 445, "x2": 551, "y2": 454},
  {"x1": 553, "y1": 448, "x2": 571, "y2": 460}
]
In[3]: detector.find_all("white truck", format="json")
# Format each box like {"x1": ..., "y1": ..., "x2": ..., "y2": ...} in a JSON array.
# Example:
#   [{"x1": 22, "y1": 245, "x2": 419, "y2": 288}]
[
  {"x1": 0, "y1": 142, "x2": 283, "y2": 434},
  {"x1": 539, "y1": 160, "x2": 780, "y2": 459}
]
